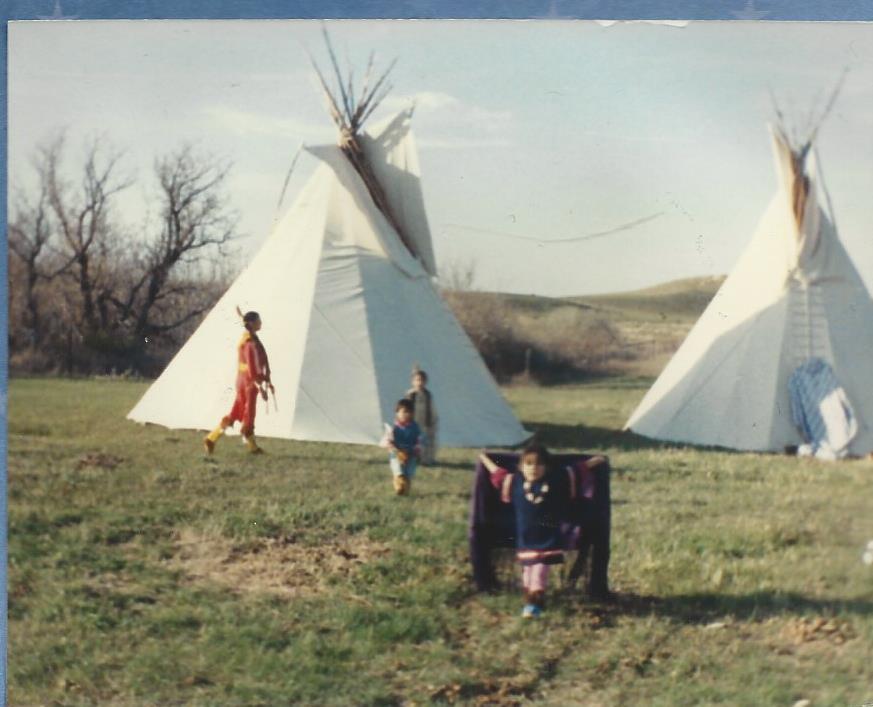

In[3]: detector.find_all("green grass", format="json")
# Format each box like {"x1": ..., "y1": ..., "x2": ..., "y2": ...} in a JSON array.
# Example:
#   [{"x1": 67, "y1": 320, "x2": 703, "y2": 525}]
[{"x1": 9, "y1": 377, "x2": 873, "y2": 706}]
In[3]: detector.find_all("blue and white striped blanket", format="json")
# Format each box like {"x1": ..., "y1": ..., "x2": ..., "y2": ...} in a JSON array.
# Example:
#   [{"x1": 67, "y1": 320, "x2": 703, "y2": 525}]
[{"x1": 788, "y1": 357, "x2": 857, "y2": 460}]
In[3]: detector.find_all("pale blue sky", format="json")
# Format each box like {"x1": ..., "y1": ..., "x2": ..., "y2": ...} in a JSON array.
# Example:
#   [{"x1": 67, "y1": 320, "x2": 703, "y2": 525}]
[{"x1": 9, "y1": 20, "x2": 873, "y2": 296}]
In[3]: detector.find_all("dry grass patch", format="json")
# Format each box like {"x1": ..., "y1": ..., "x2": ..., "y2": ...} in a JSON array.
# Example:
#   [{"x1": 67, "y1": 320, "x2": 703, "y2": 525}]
[
  {"x1": 782, "y1": 616, "x2": 857, "y2": 646},
  {"x1": 771, "y1": 616, "x2": 858, "y2": 654},
  {"x1": 724, "y1": 615, "x2": 861, "y2": 657},
  {"x1": 167, "y1": 528, "x2": 389, "y2": 598},
  {"x1": 76, "y1": 451, "x2": 124, "y2": 470}
]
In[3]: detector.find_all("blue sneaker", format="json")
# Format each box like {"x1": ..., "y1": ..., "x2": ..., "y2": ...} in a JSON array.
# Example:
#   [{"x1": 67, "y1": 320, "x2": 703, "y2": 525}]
[{"x1": 522, "y1": 604, "x2": 541, "y2": 618}]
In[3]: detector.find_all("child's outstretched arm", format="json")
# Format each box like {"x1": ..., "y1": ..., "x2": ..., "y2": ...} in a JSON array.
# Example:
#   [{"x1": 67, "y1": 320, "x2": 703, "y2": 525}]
[
  {"x1": 379, "y1": 423, "x2": 395, "y2": 450},
  {"x1": 480, "y1": 452, "x2": 511, "y2": 500},
  {"x1": 479, "y1": 453, "x2": 499, "y2": 473}
]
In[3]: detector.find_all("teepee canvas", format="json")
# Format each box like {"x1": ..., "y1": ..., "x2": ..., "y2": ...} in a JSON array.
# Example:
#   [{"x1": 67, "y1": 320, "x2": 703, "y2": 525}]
[
  {"x1": 625, "y1": 124, "x2": 873, "y2": 455},
  {"x1": 128, "y1": 64, "x2": 527, "y2": 446}
]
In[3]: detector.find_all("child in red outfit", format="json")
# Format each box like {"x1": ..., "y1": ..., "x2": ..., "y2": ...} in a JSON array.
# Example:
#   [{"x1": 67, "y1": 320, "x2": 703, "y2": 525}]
[{"x1": 203, "y1": 311, "x2": 272, "y2": 455}]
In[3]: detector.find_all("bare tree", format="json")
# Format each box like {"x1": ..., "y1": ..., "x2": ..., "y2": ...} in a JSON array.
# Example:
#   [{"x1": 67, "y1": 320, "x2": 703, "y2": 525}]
[
  {"x1": 9, "y1": 134, "x2": 241, "y2": 375},
  {"x1": 43, "y1": 134, "x2": 132, "y2": 340},
  {"x1": 8, "y1": 175, "x2": 54, "y2": 347},
  {"x1": 110, "y1": 144, "x2": 239, "y2": 341}
]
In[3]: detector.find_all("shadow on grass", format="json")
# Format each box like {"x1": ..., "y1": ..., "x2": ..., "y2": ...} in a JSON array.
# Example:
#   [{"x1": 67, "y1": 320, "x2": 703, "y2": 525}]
[
  {"x1": 525, "y1": 422, "x2": 670, "y2": 452},
  {"x1": 525, "y1": 421, "x2": 746, "y2": 455},
  {"x1": 577, "y1": 590, "x2": 873, "y2": 627}
]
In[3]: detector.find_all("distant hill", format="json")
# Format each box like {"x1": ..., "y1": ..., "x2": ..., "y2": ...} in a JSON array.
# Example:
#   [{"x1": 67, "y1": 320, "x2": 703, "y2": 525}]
[
  {"x1": 454, "y1": 275, "x2": 725, "y2": 320},
  {"x1": 572, "y1": 276, "x2": 726, "y2": 321},
  {"x1": 442, "y1": 276, "x2": 725, "y2": 381}
]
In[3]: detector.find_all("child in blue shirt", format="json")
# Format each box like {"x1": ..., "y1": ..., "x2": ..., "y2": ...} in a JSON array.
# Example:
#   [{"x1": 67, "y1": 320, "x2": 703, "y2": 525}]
[
  {"x1": 480, "y1": 443, "x2": 572, "y2": 617},
  {"x1": 383, "y1": 398, "x2": 422, "y2": 496}
]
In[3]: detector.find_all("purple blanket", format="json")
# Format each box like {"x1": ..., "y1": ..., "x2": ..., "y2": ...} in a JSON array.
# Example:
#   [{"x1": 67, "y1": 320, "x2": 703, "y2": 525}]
[{"x1": 469, "y1": 451, "x2": 611, "y2": 597}]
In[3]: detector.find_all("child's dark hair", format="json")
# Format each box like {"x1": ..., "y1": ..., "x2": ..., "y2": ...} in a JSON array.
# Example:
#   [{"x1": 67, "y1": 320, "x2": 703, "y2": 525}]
[
  {"x1": 396, "y1": 398, "x2": 414, "y2": 413},
  {"x1": 412, "y1": 368, "x2": 428, "y2": 383},
  {"x1": 243, "y1": 311, "x2": 260, "y2": 331},
  {"x1": 520, "y1": 442, "x2": 550, "y2": 466}
]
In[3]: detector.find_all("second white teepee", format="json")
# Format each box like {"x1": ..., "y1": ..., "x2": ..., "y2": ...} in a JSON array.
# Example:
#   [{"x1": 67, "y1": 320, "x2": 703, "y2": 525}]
[{"x1": 625, "y1": 126, "x2": 873, "y2": 454}]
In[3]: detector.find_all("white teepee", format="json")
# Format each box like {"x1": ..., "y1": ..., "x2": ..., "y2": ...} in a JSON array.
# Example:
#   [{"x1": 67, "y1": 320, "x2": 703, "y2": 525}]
[
  {"x1": 127, "y1": 110, "x2": 528, "y2": 447},
  {"x1": 625, "y1": 126, "x2": 873, "y2": 454}
]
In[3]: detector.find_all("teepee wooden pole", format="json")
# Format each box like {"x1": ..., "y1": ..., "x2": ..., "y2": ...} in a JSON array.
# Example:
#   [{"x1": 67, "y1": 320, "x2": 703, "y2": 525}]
[
  {"x1": 309, "y1": 55, "x2": 347, "y2": 132},
  {"x1": 310, "y1": 32, "x2": 419, "y2": 262},
  {"x1": 321, "y1": 27, "x2": 354, "y2": 126}
]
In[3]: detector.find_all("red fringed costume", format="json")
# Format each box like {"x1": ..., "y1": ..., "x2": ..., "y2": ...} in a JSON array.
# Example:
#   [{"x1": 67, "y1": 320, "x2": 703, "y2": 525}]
[
  {"x1": 204, "y1": 327, "x2": 271, "y2": 454},
  {"x1": 221, "y1": 331, "x2": 270, "y2": 437}
]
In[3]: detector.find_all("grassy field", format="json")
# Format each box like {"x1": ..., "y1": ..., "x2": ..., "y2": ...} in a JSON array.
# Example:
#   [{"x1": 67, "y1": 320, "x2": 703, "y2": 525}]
[{"x1": 8, "y1": 377, "x2": 873, "y2": 706}]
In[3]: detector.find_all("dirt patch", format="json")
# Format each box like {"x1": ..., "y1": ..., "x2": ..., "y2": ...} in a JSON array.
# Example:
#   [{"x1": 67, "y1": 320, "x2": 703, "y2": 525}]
[
  {"x1": 167, "y1": 528, "x2": 390, "y2": 598},
  {"x1": 742, "y1": 616, "x2": 858, "y2": 656},
  {"x1": 76, "y1": 452, "x2": 124, "y2": 470},
  {"x1": 780, "y1": 616, "x2": 856, "y2": 647},
  {"x1": 421, "y1": 676, "x2": 536, "y2": 707}
]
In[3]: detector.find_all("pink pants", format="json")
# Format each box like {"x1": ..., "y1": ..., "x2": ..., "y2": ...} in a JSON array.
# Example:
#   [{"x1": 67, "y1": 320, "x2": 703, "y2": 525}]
[{"x1": 522, "y1": 564, "x2": 551, "y2": 593}]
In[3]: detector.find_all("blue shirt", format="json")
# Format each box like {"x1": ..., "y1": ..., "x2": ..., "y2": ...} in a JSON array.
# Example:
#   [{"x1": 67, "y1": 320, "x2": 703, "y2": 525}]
[
  {"x1": 509, "y1": 466, "x2": 568, "y2": 552},
  {"x1": 392, "y1": 421, "x2": 421, "y2": 453}
]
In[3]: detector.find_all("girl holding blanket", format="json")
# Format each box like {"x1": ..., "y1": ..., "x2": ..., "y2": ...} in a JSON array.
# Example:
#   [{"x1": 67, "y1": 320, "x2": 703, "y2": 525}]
[{"x1": 480, "y1": 443, "x2": 571, "y2": 618}]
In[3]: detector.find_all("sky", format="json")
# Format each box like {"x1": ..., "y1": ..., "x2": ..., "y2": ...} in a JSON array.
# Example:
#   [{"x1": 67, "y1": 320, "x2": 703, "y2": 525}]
[{"x1": 9, "y1": 20, "x2": 873, "y2": 296}]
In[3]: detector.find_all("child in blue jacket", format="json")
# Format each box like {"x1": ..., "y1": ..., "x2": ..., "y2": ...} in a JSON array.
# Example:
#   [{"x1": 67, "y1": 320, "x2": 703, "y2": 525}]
[{"x1": 382, "y1": 398, "x2": 422, "y2": 496}]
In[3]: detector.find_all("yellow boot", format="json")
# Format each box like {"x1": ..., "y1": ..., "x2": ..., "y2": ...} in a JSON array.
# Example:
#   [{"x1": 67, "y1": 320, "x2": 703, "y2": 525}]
[
  {"x1": 393, "y1": 476, "x2": 409, "y2": 496},
  {"x1": 203, "y1": 425, "x2": 225, "y2": 455},
  {"x1": 204, "y1": 417, "x2": 232, "y2": 455},
  {"x1": 244, "y1": 435, "x2": 264, "y2": 455}
]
